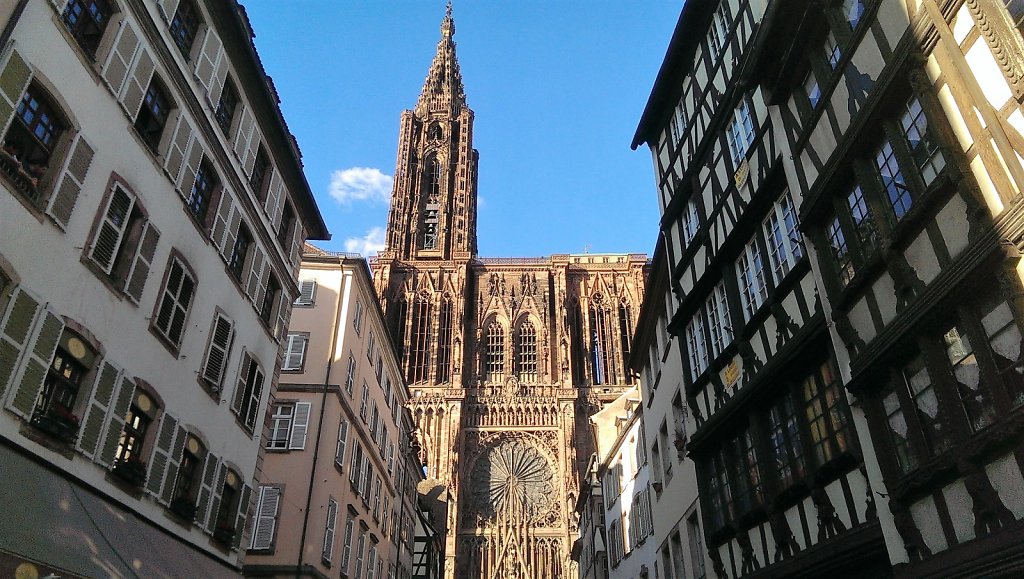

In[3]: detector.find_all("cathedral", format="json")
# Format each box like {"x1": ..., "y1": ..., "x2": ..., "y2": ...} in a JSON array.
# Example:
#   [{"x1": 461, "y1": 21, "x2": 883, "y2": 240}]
[{"x1": 369, "y1": 7, "x2": 647, "y2": 578}]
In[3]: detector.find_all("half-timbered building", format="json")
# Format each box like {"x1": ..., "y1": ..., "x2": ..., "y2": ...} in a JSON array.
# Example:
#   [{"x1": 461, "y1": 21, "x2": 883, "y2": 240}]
[
  {"x1": 632, "y1": 1, "x2": 887, "y2": 577},
  {"x1": 750, "y1": 0, "x2": 1024, "y2": 576}
]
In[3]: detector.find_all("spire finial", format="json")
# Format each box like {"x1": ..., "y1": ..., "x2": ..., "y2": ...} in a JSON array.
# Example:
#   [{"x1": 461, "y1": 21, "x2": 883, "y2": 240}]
[{"x1": 442, "y1": 1, "x2": 454, "y2": 38}]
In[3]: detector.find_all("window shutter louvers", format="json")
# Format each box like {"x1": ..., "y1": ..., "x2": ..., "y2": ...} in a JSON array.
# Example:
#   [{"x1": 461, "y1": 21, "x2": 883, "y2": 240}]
[
  {"x1": 0, "y1": 47, "x2": 31, "y2": 136},
  {"x1": 75, "y1": 360, "x2": 121, "y2": 460},
  {"x1": 97, "y1": 373, "x2": 135, "y2": 467},
  {"x1": 222, "y1": 202, "x2": 242, "y2": 261},
  {"x1": 289, "y1": 401, "x2": 311, "y2": 450},
  {"x1": 195, "y1": 453, "x2": 221, "y2": 533},
  {"x1": 323, "y1": 499, "x2": 338, "y2": 563},
  {"x1": 164, "y1": 113, "x2": 194, "y2": 187},
  {"x1": 202, "y1": 314, "x2": 234, "y2": 388},
  {"x1": 123, "y1": 221, "x2": 161, "y2": 303},
  {"x1": 232, "y1": 483, "x2": 252, "y2": 550},
  {"x1": 178, "y1": 134, "x2": 206, "y2": 194},
  {"x1": 101, "y1": 21, "x2": 139, "y2": 97},
  {"x1": 210, "y1": 190, "x2": 234, "y2": 248},
  {"x1": 7, "y1": 308, "x2": 63, "y2": 419},
  {"x1": 263, "y1": 171, "x2": 283, "y2": 226},
  {"x1": 335, "y1": 419, "x2": 348, "y2": 465},
  {"x1": 254, "y1": 264, "x2": 270, "y2": 312},
  {"x1": 245, "y1": 365, "x2": 265, "y2": 429},
  {"x1": 194, "y1": 27, "x2": 224, "y2": 95},
  {"x1": 46, "y1": 134, "x2": 95, "y2": 228},
  {"x1": 290, "y1": 224, "x2": 305, "y2": 268},
  {"x1": 208, "y1": 55, "x2": 230, "y2": 107},
  {"x1": 275, "y1": 290, "x2": 291, "y2": 341},
  {"x1": 89, "y1": 186, "x2": 135, "y2": 274},
  {"x1": 283, "y1": 334, "x2": 306, "y2": 371},
  {"x1": 0, "y1": 288, "x2": 42, "y2": 400},
  {"x1": 250, "y1": 486, "x2": 280, "y2": 550},
  {"x1": 232, "y1": 107, "x2": 255, "y2": 158},
  {"x1": 145, "y1": 413, "x2": 179, "y2": 497},
  {"x1": 231, "y1": 355, "x2": 250, "y2": 414},
  {"x1": 120, "y1": 48, "x2": 154, "y2": 119},
  {"x1": 243, "y1": 128, "x2": 260, "y2": 176},
  {"x1": 295, "y1": 280, "x2": 316, "y2": 306},
  {"x1": 245, "y1": 246, "x2": 266, "y2": 302},
  {"x1": 158, "y1": 424, "x2": 187, "y2": 505}
]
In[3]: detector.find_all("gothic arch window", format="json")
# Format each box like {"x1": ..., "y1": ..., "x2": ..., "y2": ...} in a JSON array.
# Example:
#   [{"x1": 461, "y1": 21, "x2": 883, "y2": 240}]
[
  {"x1": 428, "y1": 123, "x2": 444, "y2": 141},
  {"x1": 618, "y1": 300, "x2": 633, "y2": 384},
  {"x1": 409, "y1": 294, "x2": 432, "y2": 384},
  {"x1": 436, "y1": 295, "x2": 453, "y2": 384},
  {"x1": 485, "y1": 320, "x2": 505, "y2": 382},
  {"x1": 517, "y1": 320, "x2": 538, "y2": 383},
  {"x1": 420, "y1": 159, "x2": 442, "y2": 250},
  {"x1": 590, "y1": 294, "x2": 613, "y2": 385},
  {"x1": 569, "y1": 299, "x2": 586, "y2": 384}
]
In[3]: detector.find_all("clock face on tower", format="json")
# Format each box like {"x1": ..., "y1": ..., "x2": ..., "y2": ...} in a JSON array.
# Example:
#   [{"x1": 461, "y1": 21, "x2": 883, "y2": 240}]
[{"x1": 470, "y1": 438, "x2": 554, "y2": 523}]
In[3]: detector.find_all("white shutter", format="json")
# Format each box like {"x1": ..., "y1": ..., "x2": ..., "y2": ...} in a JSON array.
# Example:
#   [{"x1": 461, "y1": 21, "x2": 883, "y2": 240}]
[
  {"x1": 245, "y1": 365, "x2": 265, "y2": 430},
  {"x1": 275, "y1": 290, "x2": 291, "y2": 341},
  {"x1": 386, "y1": 441, "x2": 394, "y2": 474},
  {"x1": 50, "y1": 0, "x2": 70, "y2": 13},
  {"x1": 243, "y1": 126, "x2": 261, "y2": 175},
  {"x1": 222, "y1": 201, "x2": 242, "y2": 260},
  {"x1": 46, "y1": 134, "x2": 95, "y2": 229},
  {"x1": 194, "y1": 26, "x2": 224, "y2": 94},
  {"x1": 89, "y1": 185, "x2": 135, "y2": 274},
  {"x1": 6, "y1": 306, "x2": 63, "y2": 419},
  {"x1": 230, "y1": 355, "x2": 250, "y2": 414},
  {"x1": 289, "y1": 401, "x2": 311, "y2": 450},
  {"x1": 254, "y1": 264, "x2": 271, "y2": 313},
  {"x1": 201, "y1": 314, "x2": 234, "y2": 389},
  {"x1": 75, "y1": 360, "x2": 121, "y2": 461},
  {"x1": 97, "y1": 373, "x2": 135, "y2": 468},
  {"x1": 232, "y1": 107, "x2": 255, "y2": 158},
  {"x1": 289, "y1": 224, "x2": 305, "y2": 269},
  {"x1": 295, "y1": 280, "x2": 316, "y2": 306},
  {"x1": 322, "y1": 498, "x2": 338, "y2": 563},
  {"x1": 208, "y1": 52, "x2": 230, "y2": 107},
  {"x1": 123, "y1": 221, "x2": 161, "y2": 304},
  {"x1": 0, "y1": 287, "x2": 43, "y2": 401},
  {"x1": 178, "y1": 132, "x2": 206, "y2": 194},
  {"x1": 210, "y1": 189, "x2": 234, "y2": 248},
  {"x1": 145, "y1": 413, "x2": 180, "y2": 500},
  {"x1": 233, "y1": 483, "x2": 252, "y2": 550},
  {"x1": 250, "y1": 485, "x2": 280, "y2": 550},
  {"x1": 158, "y1": 0, "x2": 182, "y2": 22},
  {"x1": 164, "y1": 113, "x2": 193, "y2": 187},
  {"x1": 335, "y1": 419, "x2": 348, "y2": 466},
  {"x1": 158, "y1": 424, "x2": 187, "y2": 506},
  {"x1": 263, "y1": 170, "x2": 283, "y2": 226},
  {"x1": 245, "y1": 246, "x2": 267, "y2": 302},
  {"x1": 101, "y1": 20, "x2": 140, "y2": 97},
  {"x1": 283, "y1": 334, "x2": 306, "y2": 371},
  {"x1": 119, "y1": 47, "x2": 154, "y2": 119},
  {"x1": 195, "y1": 454, "x2": 222, "y2": 533}
]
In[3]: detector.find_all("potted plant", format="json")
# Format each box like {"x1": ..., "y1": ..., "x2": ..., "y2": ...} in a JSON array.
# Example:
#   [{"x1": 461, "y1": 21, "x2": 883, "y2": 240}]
[
  {"x1": 31, "y1": 405, "x2": 80, "y2": 443},
  {"x1": 213, "y1": 522, "x2": 235, "y2": 546},
  {"x1": 170, "y1": 496, "x2": 197, "y2": 522},
  {"x1": 112, "y1": 456, "x2": 148, "y2": 487}
]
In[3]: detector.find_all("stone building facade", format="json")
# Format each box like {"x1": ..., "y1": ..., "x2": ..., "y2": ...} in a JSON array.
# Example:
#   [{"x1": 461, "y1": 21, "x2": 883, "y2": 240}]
[
  {"x1": 0, "y1": 0, "x2": 327, "y2": 575},
  {"x1": 369, "y1": 7, "x2": 648, "y2": 578}
]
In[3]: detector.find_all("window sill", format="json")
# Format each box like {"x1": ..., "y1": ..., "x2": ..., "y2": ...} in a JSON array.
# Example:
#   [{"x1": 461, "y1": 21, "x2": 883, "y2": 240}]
[{"x1": 148, "y1": 324, "x2": 183, "y2": 360}]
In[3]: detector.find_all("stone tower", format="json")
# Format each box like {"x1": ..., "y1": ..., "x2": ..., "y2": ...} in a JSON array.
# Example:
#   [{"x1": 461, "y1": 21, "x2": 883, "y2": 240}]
[{"x1": 371, "y1": 7, "x2": 647, "y2": 578}]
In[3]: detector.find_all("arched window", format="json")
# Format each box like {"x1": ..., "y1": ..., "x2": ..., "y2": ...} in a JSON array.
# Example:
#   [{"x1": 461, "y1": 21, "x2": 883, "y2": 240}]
[
  {"x1": 428, "y1": 160, "x2": 441, "y2": 198},
  {"x1": 485, "y1": 321, "x2": 505, "y2": 381},
  {"x1": 590, "y1": 295, "x2": 613, "y2": 385},
  {"x1": 429, "y1": 123, "x2": 444, "y2": 140},
  {"x1": 436, "y1": 295, "x2": 453, "y2": 383},
  {"x1": 392, "y1": 295, "x2": 408, "y2": 360},
  {"x1": 409, "y1": 294, "x2": 432, "y2": 384},
  {"x1": 421, "y1": 160, "x2": 442, "y2": 250},
  {"x1": 570, "y1": 299, "x2": 586, "y2": 385},
  {"x1": 517, "y1": 320, "x2": 537, "y2": 383},
  {"x1": 2, "y1": 83, "x2": 66, "y2": 200},
  {"x1": 618, "y1": 300, "x2": 633, "y2": 384}
]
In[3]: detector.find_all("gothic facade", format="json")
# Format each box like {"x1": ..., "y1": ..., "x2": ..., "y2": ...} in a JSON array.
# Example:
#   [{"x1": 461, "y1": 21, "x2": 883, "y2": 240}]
[{"x1": 369, "y1": 8, "x2": 647, "y2": 578}]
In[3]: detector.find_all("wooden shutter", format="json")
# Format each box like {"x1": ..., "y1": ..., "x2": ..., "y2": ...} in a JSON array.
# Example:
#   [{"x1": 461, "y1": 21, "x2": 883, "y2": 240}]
[
  {"x1": 119, "y1": 47, "x2": 155, "y2": 119},
  {"x1": 349, "y1": 443, "x2": 359, "y2": 483},
  {"x1": 159, "y1": 426, "x2": 187, "y2": 505},
  {"x1": 163, "y1": 113, "x2": 193, "y2": 188},
  {"x1": 208, "y1": 53, "x2": 230, "y2": 107},
  {"x1": 245, "y1": 365, "x2": 265, "y2": 429},
  {"x1": 290, "y1": 224, "x2": 305, "y2": 269},
  {"x1": 101, "y1": 20, "x2": 139, "y2": 97},
  {"x1": 145, "y1": 412, "x2": 180, "y2": 497},
  {"x1": 322, "y1": 499, "x2": 338, "y2": 563},
  {"x1": 254, "y1": 264, "x2": 270, "y2": 313},
  {"x1": 275, "y1": 290, "x2": 291, "y2": 341},
  {"x1": 289, "y1": 401, "x2": 311, "y2": 450},
  {"x1": 0, "y1": 287, "x2": 42, "y2": 400},
  {"x1": 231, "y1": 354, "x2": 251, "y2": 414},
  {"x1": 123, "y1": 221, "x2": 161, "y2": 304},
  {"x1": 263, "y1": 170, "x2": 283, "y2": 226},
  {"x1": 335, "y1": 419, "x2": 348, "y2": 465},
  {"x1": 0, "y1": 46, "x2": 31, "y2": 137},
  {"x1": 245, "y1": 246, "x2": 266, "y2": 302},
  {"x1": 232, "y1": 482, "x2": 252, "y2": 550},
  {"x1": 232, "y1": 107, "x2": 254, "y2": 158},
  {"x1": 221, "y1": 201, "x2": 242, "y2": 260},
  {"x1": 295, "y1": 280, "x2": 316, "y2": 306},
  {"x1": 97, "y1": 373, "x2": 135, "y2": 467},
  {"x1": 76, "y1": 360, "x2": 121, "y2": 460},
  {"x1": 89, "y1": 185, "x2": 135, "y2": 274},
  {"x1": 243, "y1": 127, "x2": 260, "y2": 175},
  {"x1": 7, "y1": 307, "x2": 63, "y2": 419},
  {"x1": 46, "y1": 134, "x2": 95, "y2": 229},
  {"x1": 210, "y1": 189, "x2": 233, "y2": 248},
  {"x1": 283, "y1": 334, "x2": 306, "y2": 370},
  {"x1": 250, "y1": 485, "x2": 280, "y2": 550},
  {"x1": 178, "y1": 133, "x2": 206, "y2": 194},
  {"x1": 194, "y1": 27, "x2": 224, "y2": 94},
  {"x1": 202, "y1": 314, "x2": 234, "y2": 388},
  {"x1": 196, "y1": 455, "x2": 223, "y2": 533}
]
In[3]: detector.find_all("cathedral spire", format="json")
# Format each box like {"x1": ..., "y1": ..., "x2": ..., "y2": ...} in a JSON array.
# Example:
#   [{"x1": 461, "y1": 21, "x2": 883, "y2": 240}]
[{"x1": 416, "y1": 1, "x2": 467, "y2": 115}]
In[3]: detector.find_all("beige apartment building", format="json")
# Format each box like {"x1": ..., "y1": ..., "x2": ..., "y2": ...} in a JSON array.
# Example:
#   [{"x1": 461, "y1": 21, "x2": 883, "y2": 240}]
[
  {"x1": 0, "y1": 0, "x2": 327, "y2": 576},
  {"x1": 244, "y1": 247, "x2": 422, "y2": 579}
]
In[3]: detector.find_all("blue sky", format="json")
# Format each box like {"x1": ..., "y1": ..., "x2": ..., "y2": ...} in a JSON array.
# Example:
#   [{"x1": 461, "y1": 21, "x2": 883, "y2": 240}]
[{"x1": 243, "y1": 1, "x2": 681, "y2": 257}]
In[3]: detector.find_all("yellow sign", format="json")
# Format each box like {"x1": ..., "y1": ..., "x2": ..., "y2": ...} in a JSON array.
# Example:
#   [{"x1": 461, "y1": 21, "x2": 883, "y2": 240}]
[
  {"x1": 722, "y1": 359, "x2": 740, "y2": 387},
  {"x1": 734, "y1": 159, "x2": 750, "y2": 188}
]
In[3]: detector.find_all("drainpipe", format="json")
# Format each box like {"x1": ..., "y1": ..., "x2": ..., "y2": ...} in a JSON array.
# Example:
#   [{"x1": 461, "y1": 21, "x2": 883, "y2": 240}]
[
  {"x1": 0, "y1": 0, "x2": 30, "y2": 50},
  {"x1": 295, "y1": 256, "x2": 347, "y2": 577}
]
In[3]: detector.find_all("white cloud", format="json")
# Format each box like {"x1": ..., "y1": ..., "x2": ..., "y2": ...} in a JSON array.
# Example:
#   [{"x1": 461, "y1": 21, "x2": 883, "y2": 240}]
[
  {"x1": 328, "y1": 167, "x2": 393, "y2": 205},
  {"x1": 344, "y1": 226, "x2": 387, "y2": 256}
]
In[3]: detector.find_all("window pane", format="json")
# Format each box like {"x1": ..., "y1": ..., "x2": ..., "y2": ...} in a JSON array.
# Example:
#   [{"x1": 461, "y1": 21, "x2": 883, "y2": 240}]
[{"x1": 875, "y1": 140, "x2": 912, "y2": 220}]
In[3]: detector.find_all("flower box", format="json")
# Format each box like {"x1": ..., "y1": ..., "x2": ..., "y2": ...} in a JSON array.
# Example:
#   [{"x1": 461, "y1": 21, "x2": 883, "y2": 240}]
[
  {"x1": 31, "y1": 406, "x2": 80, "y2": 444},
  {"x1": 112, "y1": 457, "x2": 148, "y2": 487},
  {"x1": 170, "y1": 497, "x2": 197, "y2": 522}
]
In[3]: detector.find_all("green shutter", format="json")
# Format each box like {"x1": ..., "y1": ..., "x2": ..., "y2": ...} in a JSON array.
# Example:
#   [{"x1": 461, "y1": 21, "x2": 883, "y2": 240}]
[
  {"x1": 9, "y1": 310, "x2": 63, "y2": 418},
  {"x1": 146, "y1": 413, "x2": 178, "y2": 496},
  {"x1": 195, "y1": 454, "x2": 220, "y2": 533},
  {"x1": 233, "y1": 483, "x2": 252, "y2": 551},
  {"x1": 76, "y1": 360, "x2": 120, "y2": 459},
  {"x1": 205, "y1": 462, "x2": 228, "y2": 533},
  {"x1": 46, "y1": 134, "x2": 95, "y2": 229},
  {"x1": 97, "y1": 374, "x2": 135, "y2": 467},
  {"x1": 0, "y1": 47, "x2": 31, "y2": 134},
  {"x1": 0, "y1": 288, "x2": 42, "y2": 399},
  {"x1": 159, "y1": 424, "x2": 186, "y2": 505}
]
